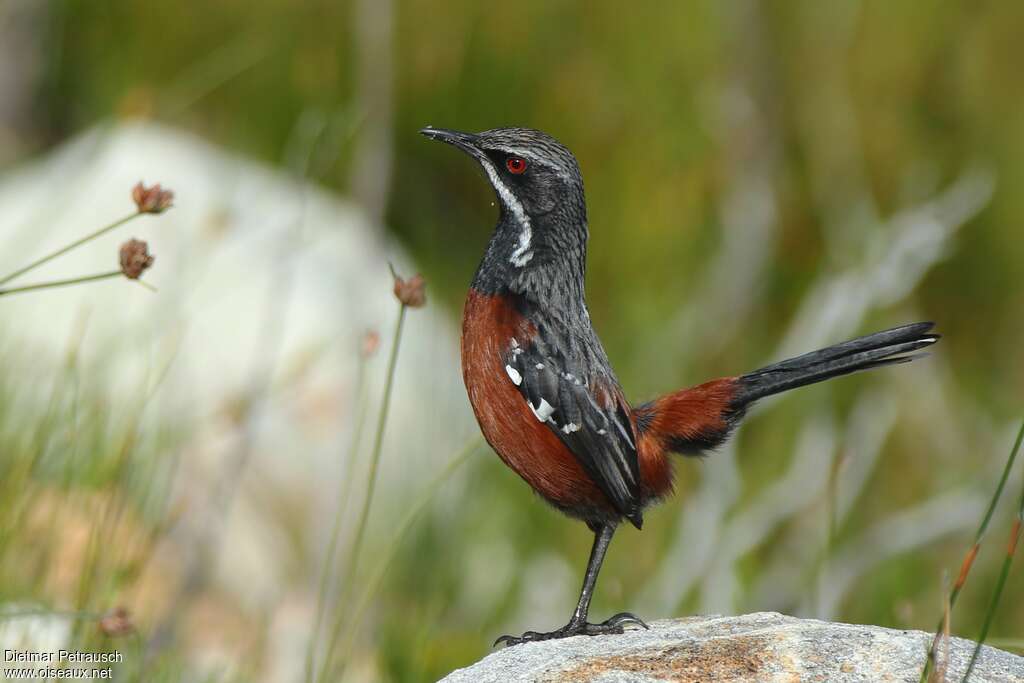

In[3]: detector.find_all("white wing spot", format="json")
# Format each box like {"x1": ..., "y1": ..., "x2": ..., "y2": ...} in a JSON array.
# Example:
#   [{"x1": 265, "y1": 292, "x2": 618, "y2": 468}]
[
  {"x1": 535, "y1": 363, "x2": 545, "y2": 370},
  {"x1": 505, "y1": 365, "x2": 522, "y2": 386},
  {"x1": 561, "y1": 422, "x2": 580, "y2": 434},
  {"x1": 530, "y1": 398, "x2": 555, "y2": 422},
  {"x1": 597, "y1": 428, "x2": 608, "y2": 435}
]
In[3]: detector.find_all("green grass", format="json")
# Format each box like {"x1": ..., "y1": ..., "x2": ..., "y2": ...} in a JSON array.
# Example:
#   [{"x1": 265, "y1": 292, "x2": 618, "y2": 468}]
[{"x1": 920, "y1": 421, "x2": 1024, "y2": 682}]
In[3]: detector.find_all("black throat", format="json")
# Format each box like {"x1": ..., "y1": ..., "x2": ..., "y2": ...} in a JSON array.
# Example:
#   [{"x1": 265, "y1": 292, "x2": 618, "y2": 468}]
[{"x1": 470, "y1": 205, "x2": 589, "y2": 317}]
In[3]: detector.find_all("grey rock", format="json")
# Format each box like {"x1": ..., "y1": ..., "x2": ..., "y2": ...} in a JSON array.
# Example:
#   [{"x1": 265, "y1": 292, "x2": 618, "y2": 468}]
[{"x1": 439, "y1": 612, "x2": 1023, "y2": 683}]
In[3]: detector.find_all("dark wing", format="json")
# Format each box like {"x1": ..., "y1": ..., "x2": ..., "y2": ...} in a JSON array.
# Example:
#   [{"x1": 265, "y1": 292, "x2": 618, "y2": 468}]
[{"x1": 504, "y1": 339, "x2": 643, "y2": 526}]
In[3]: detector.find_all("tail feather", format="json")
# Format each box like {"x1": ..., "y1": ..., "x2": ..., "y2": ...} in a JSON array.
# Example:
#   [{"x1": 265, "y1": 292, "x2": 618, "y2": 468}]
[
  {"x1": 733, "y1": 322, "x2": 938, "y2": 406},
  {"x1": 635, "y1": 322, "x2": 938, "y2": 458}
]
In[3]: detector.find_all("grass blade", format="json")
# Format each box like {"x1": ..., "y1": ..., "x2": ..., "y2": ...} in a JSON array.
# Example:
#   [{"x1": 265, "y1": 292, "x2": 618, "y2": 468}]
[
  {"x1": 961, "y1": 419, "x2": 1024, "y2": 681},
  {"x1": 304, "y1": 344, "x2": 373, "y2": 682},
  {"x1": 332, "y1": 438, "x2": 482, "y2": 681},
  {"x1": 317, "y1": 302, "x2": 409, "y2": 683},
  {"x1": 920, "y1": 420, "x2": 1024, "y2": 682},
  {"x1": 926, "y1": 589, "x2": 951, "y2": 683}
]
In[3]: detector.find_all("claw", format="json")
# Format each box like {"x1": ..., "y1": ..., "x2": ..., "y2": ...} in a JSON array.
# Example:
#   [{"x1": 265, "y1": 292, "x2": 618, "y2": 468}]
[
  {"x1": 493, "y1": 635, "x2": 513, "y2": 647},
  {"x1": 493, "y1": 631, "x2": 541, "y2": 647},
  {"x1": 603, "y1": 612, "x2": 649, "y2": 630}
]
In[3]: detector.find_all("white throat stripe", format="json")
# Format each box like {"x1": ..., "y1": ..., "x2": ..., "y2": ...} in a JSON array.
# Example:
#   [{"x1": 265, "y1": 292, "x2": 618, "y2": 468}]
[{"x1": 479, "y1": 158, "x2": 533, "y2": 267}]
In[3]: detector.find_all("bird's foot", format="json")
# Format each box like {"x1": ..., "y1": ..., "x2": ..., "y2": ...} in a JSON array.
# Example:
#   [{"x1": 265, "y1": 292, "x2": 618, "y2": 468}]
[{"x1": 493, "y1": 612, "x2": 648, "y2": 648}]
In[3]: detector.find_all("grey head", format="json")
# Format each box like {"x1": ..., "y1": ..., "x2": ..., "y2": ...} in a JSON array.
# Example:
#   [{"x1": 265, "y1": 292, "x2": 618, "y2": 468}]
[{"x1": 421, "y1": 126, "x2": 589, "y2": 297}]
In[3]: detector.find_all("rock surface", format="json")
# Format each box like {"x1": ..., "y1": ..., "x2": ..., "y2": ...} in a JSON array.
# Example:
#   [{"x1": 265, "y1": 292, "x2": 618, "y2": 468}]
[{"x1": 439, "y1": 612, "x2": 1023, "y2": 683}]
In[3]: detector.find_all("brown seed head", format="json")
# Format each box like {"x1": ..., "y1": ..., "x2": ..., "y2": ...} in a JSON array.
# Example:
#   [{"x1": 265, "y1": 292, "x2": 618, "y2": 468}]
[
  {"x1": 132, "y1": 181, "x2": 174, "y2": 214},
  {"x1": 98, "y1": 607, "x2": 135, "y2": 637},
  {"x1": 119, "y1": 239, "x2": 155, "y2": 279},
  {"x1": 361, "y1": 329, "x2": 381, "y2": 358},
  {"x1": 391, "y1": 269, "x2": 426, "y2": 308}
]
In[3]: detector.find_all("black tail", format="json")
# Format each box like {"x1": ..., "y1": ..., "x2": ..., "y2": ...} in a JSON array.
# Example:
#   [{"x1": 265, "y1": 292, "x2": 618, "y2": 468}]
[{"x1": 733, "y1": 322, "x2": 939, "y2": 406}]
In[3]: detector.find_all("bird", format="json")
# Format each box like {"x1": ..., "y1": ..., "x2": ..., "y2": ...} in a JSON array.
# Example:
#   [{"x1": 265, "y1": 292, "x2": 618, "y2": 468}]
[{"x1": 420, "y1": 125, "x2": 938, "y2": 647}]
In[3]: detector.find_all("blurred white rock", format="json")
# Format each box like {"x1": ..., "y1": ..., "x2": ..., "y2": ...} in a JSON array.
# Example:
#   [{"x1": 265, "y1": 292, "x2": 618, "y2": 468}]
[
  {"x1": 0, "y1": 605, "x2": 71, "y2": 670},
  {"x1": 0, "y1": 123, "x2": 477, "y2": 660}
]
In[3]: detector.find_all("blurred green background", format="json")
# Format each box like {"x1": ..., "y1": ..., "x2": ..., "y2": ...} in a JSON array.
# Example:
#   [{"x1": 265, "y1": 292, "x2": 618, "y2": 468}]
[{"x1": 2, "y1": 1, "x2": 1023, "y2": 681}]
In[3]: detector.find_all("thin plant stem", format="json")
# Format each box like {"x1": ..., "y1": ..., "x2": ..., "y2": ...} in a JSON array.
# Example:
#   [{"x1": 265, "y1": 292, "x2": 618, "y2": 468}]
[
  {"x1": 0, "y1": 212, "x2": 139, "y2": 286},
  {"x1": 921, "y1": 420, "x2": 1024, "y2": 682},
  {"x1": 0, "y1": 271, "x2": 122, "y2": 297},
  {"x1": 317, "y1": 303, "x2": 408, "y2": 683},
  {"x1": 928, "y1": 589, "x2": 951, "y2": 683},
  {"x1": 333, "y1": 438, "x2": 481, "y2": 682},
  {"x1": 0, "y1": 607, "x2": 104, "y2": 622},
  {"x1": 305, "y1": 353, "x2": 372, "y2": 683},
  {"x1": 962, "y1": 521, "x2": 1021, "y2": 680},
  {"x1": 962, "y1": 419, "x2": 1024, "y2": 681}
]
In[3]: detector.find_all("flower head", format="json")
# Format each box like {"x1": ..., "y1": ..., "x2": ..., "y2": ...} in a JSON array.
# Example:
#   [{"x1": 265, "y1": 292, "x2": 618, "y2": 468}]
[
  {"x1": 98, "y1": 607, "x2": 135, "y2": 637},
  {"x1": 391, "y1": 267, "x2": 426, "y2": 308},
  {"x1": 132, "y1": 181, "x2": 174, "y2": 214},
  {"x1": 119, "y1": 239, "x2": 155, "y2": 279},
  {"x1": 361, "y1": 330, "x2": 381, "y2": 358}
]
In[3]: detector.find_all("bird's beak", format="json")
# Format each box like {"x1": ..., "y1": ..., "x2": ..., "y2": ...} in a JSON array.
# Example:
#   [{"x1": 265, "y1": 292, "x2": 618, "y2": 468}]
[{"x1": 420, "y1": 127, "x2": 482, "y2": 156}]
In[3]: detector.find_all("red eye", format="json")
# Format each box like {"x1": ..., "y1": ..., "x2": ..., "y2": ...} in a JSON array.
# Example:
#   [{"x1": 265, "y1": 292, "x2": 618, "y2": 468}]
[{"x1": 506, "y1": 156, "x2": 527, "y2": 174}]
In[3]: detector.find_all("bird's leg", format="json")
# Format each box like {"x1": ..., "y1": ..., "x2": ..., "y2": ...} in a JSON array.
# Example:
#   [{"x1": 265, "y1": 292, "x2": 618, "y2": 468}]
[
  {"x1": 494, "y1": 522, "x2": 648, "y2": 647},
  {"x1": 566, "y1": 522, "x2": 616, "y2": 628}
]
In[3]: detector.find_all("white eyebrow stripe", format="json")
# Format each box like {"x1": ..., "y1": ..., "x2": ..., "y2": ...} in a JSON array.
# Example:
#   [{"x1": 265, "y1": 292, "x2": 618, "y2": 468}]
[
  {"x1": 477, "y1": 157, "x2": 533, "y2": 267},
  {"x1": 487, "y1": 146, "x2": 574, "y2": 182}
]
